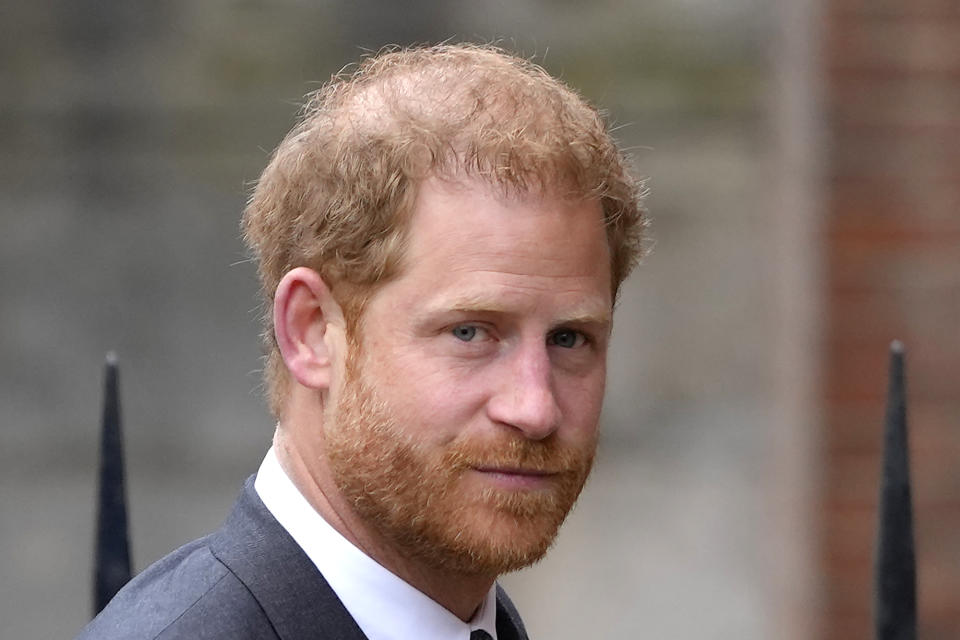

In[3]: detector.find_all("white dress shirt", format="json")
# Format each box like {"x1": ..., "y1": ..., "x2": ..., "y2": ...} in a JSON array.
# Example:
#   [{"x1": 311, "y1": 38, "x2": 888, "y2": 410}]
[{"x1": 254, "y1": 447, "x2": 499, "y2": 640}]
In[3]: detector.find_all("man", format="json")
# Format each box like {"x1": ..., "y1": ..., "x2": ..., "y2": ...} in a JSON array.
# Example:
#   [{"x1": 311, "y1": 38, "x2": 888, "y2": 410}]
[{"x1": 77, "y1": 43, "x2": 645, "y2": 640}]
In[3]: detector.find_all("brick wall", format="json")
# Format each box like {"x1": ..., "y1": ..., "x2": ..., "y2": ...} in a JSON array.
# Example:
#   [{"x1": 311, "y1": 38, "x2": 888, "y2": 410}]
[{"x1": 823, "y1": 0, "x2": 960, "y2": 637}]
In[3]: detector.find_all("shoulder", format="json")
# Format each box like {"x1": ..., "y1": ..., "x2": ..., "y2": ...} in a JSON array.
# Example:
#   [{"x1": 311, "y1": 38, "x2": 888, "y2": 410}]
[
  {"x1": 75, "y1": 536, "x2": 276, "y2": 640},
  {"x1": 74, "y1": 476, "x2": 364, "y2": 640}
]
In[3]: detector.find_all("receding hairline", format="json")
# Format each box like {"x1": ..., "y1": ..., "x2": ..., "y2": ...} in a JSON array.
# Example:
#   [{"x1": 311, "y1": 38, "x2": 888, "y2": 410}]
[{"x1": 301, "y1": 44, "x2": 608, "y2": 189}]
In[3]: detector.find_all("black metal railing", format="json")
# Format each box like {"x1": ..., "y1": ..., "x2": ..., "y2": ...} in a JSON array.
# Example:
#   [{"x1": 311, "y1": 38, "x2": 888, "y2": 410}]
[
  {"x1": 93, "y1": 353, "x2": 131, "y2": 615},
  {"x1": 875, "y1": 342, "x2": 916, "y2": 640}
]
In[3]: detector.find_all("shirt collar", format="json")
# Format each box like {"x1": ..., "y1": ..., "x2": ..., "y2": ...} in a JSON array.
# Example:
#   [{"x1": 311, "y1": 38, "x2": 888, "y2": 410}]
[{"x1": 254, "y1": 446, "x2": 498, "y2": 640}]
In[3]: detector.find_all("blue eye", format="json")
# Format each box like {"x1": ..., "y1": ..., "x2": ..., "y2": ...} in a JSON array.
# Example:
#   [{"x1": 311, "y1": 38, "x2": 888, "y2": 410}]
[
  {"x1": 549, "y1": 329, "x2": 584, "y2": 348},
  {"x1": 452, "y1": 325, "x2": 478, "y2": 341}
]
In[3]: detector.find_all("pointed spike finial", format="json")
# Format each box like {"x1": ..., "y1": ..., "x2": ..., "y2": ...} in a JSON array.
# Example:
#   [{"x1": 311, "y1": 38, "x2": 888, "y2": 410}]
[
  {"x1": 93, "y1": 351, "x2": 132, "y2": 615},
  {"x1": 874, "y1": 340, "x2": 916, "y2": 640}
]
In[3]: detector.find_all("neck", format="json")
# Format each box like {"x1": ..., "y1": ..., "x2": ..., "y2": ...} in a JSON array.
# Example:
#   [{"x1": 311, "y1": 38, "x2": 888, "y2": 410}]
[{"x1": 273, "y1": 424, "x2": 496, "y2": 621}]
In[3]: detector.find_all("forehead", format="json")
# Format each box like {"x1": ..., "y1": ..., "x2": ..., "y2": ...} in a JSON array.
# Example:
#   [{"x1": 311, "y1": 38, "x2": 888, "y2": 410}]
[{"x1": 386, "y1": 176, "x2": 612, "y2": 315}]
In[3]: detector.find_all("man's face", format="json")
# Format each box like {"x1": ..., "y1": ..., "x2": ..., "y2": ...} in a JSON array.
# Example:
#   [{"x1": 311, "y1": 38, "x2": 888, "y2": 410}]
[{"x1": 324, "y1": 177, "x2": 612, "y2": 576}]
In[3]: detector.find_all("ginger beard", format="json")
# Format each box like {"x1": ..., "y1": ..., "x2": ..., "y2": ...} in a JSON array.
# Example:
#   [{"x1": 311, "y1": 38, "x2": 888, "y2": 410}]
[{"x1": 324, "y1": 340, "x2": 598, "y2": 576}]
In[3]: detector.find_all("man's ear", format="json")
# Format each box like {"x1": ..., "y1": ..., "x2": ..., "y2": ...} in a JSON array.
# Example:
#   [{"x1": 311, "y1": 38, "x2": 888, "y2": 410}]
[{"x1": 273, "y1": 267, "x2": 346, "y2": 391}]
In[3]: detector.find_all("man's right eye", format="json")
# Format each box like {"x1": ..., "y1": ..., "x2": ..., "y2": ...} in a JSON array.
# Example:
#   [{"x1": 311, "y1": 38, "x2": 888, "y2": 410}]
[{"x1": 451, "y1": 325, "x2": 478, "y2": 342}]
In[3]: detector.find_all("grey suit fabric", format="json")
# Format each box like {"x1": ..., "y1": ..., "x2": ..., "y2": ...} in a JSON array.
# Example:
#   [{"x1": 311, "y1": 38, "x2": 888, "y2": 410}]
[{"x1": 75, "y1": 476, "x2": 529, "y2": 640}]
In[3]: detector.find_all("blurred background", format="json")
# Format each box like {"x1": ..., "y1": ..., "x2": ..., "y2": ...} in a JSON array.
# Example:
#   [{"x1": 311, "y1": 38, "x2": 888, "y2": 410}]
[{"x1": 2, "y1": 1, "x2": 958, "y2": 638}]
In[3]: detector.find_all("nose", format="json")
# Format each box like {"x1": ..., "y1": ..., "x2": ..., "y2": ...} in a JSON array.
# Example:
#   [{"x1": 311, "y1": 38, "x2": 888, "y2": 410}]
[{"x1": 485, "y1": 343, "x2": 562, "y2": 440}]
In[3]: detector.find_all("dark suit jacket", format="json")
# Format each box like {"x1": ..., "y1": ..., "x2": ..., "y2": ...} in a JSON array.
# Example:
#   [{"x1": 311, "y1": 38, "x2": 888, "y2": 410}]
[{"x1": 76, "y1": 477, "x2": 529, "y2": 640}]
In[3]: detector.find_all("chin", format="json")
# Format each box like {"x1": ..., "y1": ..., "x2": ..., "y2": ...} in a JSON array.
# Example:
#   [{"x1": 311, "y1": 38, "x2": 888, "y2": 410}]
[
  {"x1": 422, "y1": 522, "x2": 560, "y2": 576},
  {"x1": 408, "y1": 487, "x2": 579, "y2": 576}
]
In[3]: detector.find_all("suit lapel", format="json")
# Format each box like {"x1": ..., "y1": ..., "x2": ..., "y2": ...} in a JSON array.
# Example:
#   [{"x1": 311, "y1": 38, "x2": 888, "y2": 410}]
[
  {"x1": 209, "y1": 477, "x2": 368, "y2": 640},
  {"x1": 495, "y1": 584, "x2": 529, "y2": 640}
]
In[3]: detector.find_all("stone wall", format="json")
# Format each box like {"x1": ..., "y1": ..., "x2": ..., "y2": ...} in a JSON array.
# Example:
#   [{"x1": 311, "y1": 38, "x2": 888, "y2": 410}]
[{"x1": 1, "y1": 3, "x2": 787, "y2": 638}]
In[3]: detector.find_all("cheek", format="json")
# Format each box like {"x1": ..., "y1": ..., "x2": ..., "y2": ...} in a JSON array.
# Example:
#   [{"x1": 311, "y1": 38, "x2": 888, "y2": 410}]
[
  {"x1": 374, "y1": 357, "x2": 490, "y2": 438},
  {"x1": 557, "y1": 371, "x2": 606, "y2": 435}
]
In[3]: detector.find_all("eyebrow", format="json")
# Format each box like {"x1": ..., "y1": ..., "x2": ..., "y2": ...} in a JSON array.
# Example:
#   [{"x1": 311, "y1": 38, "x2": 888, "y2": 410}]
[{"x1": 422, "y1": 293, "x2": 613, "y2": 327}]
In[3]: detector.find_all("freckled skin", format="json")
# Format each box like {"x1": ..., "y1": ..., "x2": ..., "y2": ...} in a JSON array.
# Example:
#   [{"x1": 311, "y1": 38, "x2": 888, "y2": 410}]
[
  {"x1": 357, "y1": 177, "x2": 612, "y2": 454},
  {"x1": 279, "y1": 176, "x2": 614, "y2": 621}
]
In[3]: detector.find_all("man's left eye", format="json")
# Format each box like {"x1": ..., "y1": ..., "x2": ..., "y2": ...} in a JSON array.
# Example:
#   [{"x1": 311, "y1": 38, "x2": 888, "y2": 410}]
[{"x1": 549, "y1": 329, "x2": 586, "y2": 349}]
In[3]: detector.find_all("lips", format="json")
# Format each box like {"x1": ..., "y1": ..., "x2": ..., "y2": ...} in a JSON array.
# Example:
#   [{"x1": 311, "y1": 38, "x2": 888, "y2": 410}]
[
  {"x1": 467, "y1": 466, "x2": 565, "y2": 492},
  {"x1": 471, "y1": 465, "x2": 558, "y2": 477}
]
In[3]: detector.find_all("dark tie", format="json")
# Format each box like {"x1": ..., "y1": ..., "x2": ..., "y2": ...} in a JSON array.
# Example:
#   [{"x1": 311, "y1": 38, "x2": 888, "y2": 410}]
[{"x1": 470, "y1": 631, "x2": 494, "y2": 640}]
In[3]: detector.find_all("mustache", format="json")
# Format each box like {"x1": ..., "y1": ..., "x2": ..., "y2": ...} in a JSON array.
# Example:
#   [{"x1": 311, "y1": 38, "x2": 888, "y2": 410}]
[{"x1": 441, "y1": 434, "x2": 596, "y2": 474}]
